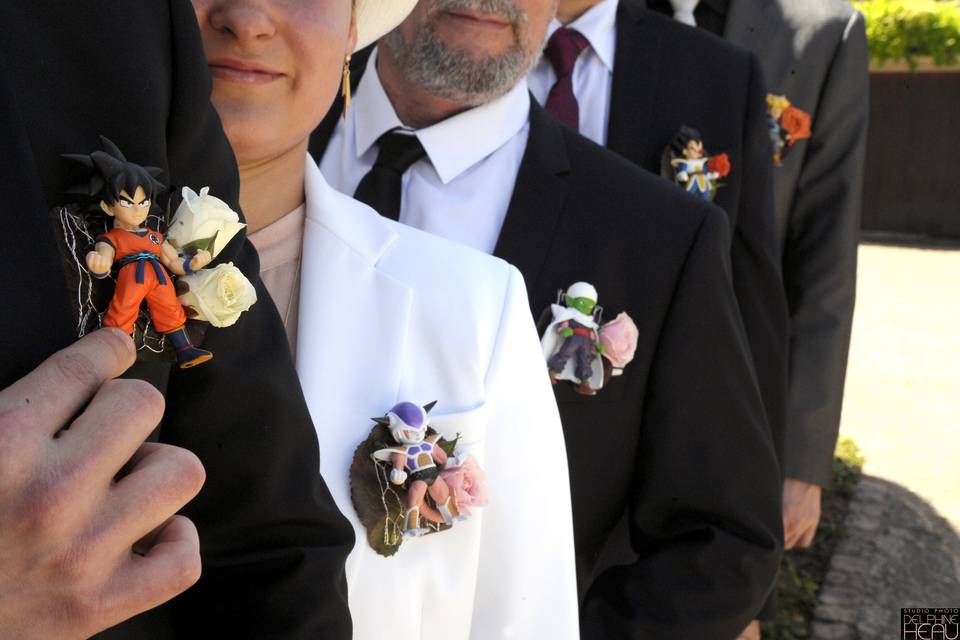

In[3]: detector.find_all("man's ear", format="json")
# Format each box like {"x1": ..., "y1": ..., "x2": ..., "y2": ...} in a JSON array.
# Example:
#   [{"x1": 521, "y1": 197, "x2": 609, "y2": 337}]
[{"x1": 99, "y1": 200, "x2": 115, "y2": 217}]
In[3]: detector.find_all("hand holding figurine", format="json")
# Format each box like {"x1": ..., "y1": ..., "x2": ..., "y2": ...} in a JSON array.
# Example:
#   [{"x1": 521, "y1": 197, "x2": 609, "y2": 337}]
[
  {"x1": 390, "y1": 468, "x2": 408, "y2": 485},
  {"x1": 0, "y1": 329, "x2": 205, "y2": 638},
  {"x1": 189, "y1": 249, "x2": 212, "y2": 272}
]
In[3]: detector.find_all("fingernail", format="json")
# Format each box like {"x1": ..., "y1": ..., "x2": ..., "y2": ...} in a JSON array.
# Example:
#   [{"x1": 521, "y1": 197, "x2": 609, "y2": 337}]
[{"x1": 103, "y1": 327, "x2": 136, "y2": 354}]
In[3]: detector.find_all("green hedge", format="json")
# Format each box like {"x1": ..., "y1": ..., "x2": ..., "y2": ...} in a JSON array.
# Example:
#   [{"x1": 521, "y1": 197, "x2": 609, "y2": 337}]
[{"x1": 854, "y1": 0, "x2": 960, "y2": 69}]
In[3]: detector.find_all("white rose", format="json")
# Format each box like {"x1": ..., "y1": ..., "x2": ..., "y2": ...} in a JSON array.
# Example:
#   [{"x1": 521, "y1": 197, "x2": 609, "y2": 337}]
[
  {"x1": 178, "y1": 263, "x2": 257, "y2": 328},
  {"x1": 168, "y1": 186, "x2": 246, "y2": 258}
]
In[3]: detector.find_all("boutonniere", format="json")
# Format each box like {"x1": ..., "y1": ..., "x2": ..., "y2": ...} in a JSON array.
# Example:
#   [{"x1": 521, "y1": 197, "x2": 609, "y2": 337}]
[
  {"x1": 350, "y1": 401, "x2": 488, "y2": 557},
  {"x1": 540, "y1": 282, "x2": 638, "y2": 396},
  {"x1": 59, "y1": 136, "x2": 256, "y2": 368},
  {"x1": 766, "y1": 94, "x2": 812, "y2": 166},
  {"x1": 662, "y1": 125, "x2": 731, "y2": 203}
]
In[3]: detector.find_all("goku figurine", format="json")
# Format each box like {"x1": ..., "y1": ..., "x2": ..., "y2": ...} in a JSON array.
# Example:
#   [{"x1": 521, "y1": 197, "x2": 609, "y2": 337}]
[{"x1": 66, "y1": 137, "x2": 213, "y2": 368}]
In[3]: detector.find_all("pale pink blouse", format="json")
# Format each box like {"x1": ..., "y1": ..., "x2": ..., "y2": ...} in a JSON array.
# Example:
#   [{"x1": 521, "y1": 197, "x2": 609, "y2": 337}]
[{"x1": 247, "y1": 204, "x2": 305, "y2": 354}]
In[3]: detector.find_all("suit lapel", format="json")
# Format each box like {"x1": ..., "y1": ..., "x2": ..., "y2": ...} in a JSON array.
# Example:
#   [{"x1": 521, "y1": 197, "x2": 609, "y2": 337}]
[
  {"x1": 607, "y1": 0, "x2": 663, "y2": 162},
  {"x1": 493, "y1": 102, "x2": 570, "y2": 294},
  {"x1": 296, "y1": 157, "x2": 412, "y2": 415}
]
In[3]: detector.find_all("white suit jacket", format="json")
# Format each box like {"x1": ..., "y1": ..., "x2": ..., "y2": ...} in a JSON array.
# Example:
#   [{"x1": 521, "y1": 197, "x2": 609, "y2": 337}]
[{"x1": 295, "y1": 156, "x2": 580, "y2": 639}]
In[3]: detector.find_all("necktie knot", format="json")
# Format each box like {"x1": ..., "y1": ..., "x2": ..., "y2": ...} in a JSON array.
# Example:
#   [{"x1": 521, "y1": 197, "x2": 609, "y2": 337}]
[
  {"x1": 374, "y1": 129, "x2": 427, "y2": 174},
  {"x1": 353, "y1": 129, "x2": 427, "y2": 221},
  {"x1": 545, "y1": 27, "x2": 589, "y2": 80}
]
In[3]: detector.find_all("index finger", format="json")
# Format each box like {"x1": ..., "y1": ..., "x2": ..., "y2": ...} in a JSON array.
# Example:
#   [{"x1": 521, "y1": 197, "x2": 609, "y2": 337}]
[{"x1": 0, "y1": 328, "x2": 136, "y2": 438}]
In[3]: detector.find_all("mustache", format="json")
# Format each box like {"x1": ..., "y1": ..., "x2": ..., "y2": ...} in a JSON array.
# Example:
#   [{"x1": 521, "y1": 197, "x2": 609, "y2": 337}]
[{"x1": 428, "y1": 0, "x2": 528, "y2": 27}]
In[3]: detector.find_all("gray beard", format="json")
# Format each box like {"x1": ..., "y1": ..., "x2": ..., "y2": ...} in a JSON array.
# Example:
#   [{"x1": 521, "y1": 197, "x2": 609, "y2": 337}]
[{"x1": 380, "y1": 3, "x2": 544, "y2": 107}]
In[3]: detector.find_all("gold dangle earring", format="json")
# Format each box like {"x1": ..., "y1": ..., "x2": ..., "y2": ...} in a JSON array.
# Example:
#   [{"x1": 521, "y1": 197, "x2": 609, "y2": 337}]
[{"x1": 341, "y1": 53, "x2": 352, "y2": 120}]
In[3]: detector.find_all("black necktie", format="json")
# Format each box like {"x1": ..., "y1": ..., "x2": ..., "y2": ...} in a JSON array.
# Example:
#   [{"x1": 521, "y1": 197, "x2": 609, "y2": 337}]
[{"x1": 353, "y1": 129, "x2": 427, "y2": 221}]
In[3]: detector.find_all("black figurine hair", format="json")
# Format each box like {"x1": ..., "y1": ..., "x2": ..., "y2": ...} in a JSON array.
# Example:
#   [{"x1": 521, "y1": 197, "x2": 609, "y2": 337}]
[
  {"x1": 63, "y1": 136, "x2": 164, "y2": 205},
  {"x1": 669, "y1": 125, "x2": 704, "y2": 155}
]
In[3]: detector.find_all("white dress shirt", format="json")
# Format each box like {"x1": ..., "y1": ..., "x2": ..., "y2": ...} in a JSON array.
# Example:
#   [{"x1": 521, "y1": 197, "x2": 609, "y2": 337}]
[
  {"x1": 297, "y1": 155, "x2": 580, "y2": 639},
  {"x1": 320, "y1": 48, "x2": 531, "y2": 254},
  {"x1": 527, "y1": 0, "x2": 619, "y2": 146}
]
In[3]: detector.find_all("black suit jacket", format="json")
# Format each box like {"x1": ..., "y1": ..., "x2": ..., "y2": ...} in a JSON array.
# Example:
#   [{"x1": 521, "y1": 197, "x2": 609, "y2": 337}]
[
  {"x1": 1, "y1": 2, "x2": 353, "y2": 637},
  {"x1": 606, "y1": 0, "x2": 789, "y2": 463},
  {"x1": 311, "y1": 61, "x2": 783, "y2": 638}
]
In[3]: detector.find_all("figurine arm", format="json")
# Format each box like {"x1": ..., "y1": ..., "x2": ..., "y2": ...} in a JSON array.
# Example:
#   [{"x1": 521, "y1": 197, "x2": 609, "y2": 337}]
[
  {"x1": 161, "y1": 242, "x2": 211, "y2": 276},
  {"x1": 431, "y1": 444, "x2": 448, "y2": 466},
  {"x1": 85, "y1": 241, "x2": 115, "y2": 276},
  {"x1": 590, "y1": 329, "x2": 605, "y2": 353},
  {"x1": 389, "y1": 452, "x2": 407, "y2": 485}
]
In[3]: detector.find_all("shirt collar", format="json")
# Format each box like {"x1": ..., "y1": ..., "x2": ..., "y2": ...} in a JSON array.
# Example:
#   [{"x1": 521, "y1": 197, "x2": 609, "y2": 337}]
[
  {"x1": 547, "y1": 0, "x2": 619, "y2": 73},
  {"x1": 353, "y1": 48, "x2": 531, "y2": 185}
]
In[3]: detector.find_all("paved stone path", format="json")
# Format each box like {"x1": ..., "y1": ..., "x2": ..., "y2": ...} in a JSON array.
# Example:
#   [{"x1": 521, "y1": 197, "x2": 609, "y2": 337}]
[
  {"x1": 811, "y1": 243, "x2": 960, "y2": 639},
  {"x1": 812, "y1": 476, "x2": 960, "y2": 639}
]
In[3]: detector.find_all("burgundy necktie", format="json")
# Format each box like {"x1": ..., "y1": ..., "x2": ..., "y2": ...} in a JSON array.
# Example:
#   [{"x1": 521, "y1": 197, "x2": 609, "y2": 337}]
[{"x1": 544, "y1": 27, "x2": 590, "y2": 132}]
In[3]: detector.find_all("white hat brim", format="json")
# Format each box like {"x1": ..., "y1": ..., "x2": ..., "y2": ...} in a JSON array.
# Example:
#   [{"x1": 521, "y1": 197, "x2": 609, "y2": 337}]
[{"x1": 354, "y1": 0, "x2": 420, "y2": 51}]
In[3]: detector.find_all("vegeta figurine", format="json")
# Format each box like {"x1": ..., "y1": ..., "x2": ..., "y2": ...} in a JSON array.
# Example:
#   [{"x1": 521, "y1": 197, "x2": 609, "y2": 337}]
[
  {"x1": 541, "y1": 282, "x2": 606, "y2": 396},
  {"x1": 667, "y1": 125, "x2": 731, "y2": 202},
  {"x1": 66, "y1": 137, "x2": 213, "y2": 368}
]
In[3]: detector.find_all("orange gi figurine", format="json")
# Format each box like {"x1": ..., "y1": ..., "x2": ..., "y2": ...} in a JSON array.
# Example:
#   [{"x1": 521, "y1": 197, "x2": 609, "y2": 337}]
[{"x1": 68, "y1": 137, "x2": 213, "y2": 368}]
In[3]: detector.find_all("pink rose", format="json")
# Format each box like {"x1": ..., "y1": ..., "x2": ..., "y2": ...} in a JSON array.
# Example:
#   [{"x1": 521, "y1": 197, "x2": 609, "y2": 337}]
[
  {"x1": 599, "y1": 312, "x2": 639, "y2": 369},
  {"x1": 440, "y1": 455, "x2": 488, "y2": 516}
]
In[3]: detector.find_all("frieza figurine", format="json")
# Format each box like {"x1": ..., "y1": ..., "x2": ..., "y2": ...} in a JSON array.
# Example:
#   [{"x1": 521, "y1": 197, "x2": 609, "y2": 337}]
[
  {"x1": 667, "y1": 125, "x2": 731, "y2": 202},
  {"x1": 66, "y1": 137, "x2": 213, "y2": 368},
  {"x1": 372, "y1": 402, "x2": 466, "y2": 537},
  {"x1": 542, "y1": 282, "x2": 606, "y2": 396}
]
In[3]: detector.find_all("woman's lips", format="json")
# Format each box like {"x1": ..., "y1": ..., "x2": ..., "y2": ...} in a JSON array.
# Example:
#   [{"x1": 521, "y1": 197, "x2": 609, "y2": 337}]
[{"x1": 208, "y1": 60, "x2": 283, "y2": 84}]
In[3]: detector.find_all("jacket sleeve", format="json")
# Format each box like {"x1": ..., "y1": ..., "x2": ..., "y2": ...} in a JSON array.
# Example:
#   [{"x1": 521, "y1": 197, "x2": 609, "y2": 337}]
[
  {"x1": 160, "y1": 0, "x2": 355, "y2": 636},
  {"x1": 470, "y1": 265, "x2": 580, "y2": 639},
  {"x1": 580, "y1": 210, "x2": 783, "y2": 640},
  {"x1": 782, "y1": 11, "x2": 868, "y2": 486},
  {"x1": 731, "y1": 53, "x2": 790, "y2": 464}
]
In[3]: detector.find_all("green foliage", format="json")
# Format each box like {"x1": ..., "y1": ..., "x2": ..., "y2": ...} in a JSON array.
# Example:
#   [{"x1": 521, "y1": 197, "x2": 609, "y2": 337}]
[
  {"x1": 832, "y1": 438, "x2": 865, "y2": 497},
  {"x1": 177, "y1": 230, "x2": 219, "y2": 257},
  {"x1": 854, "y1": 0, "x2": 960, "y2": 69},
  {"x1": 762, "y1": 439, "x2": 864, "y2": 640}
]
